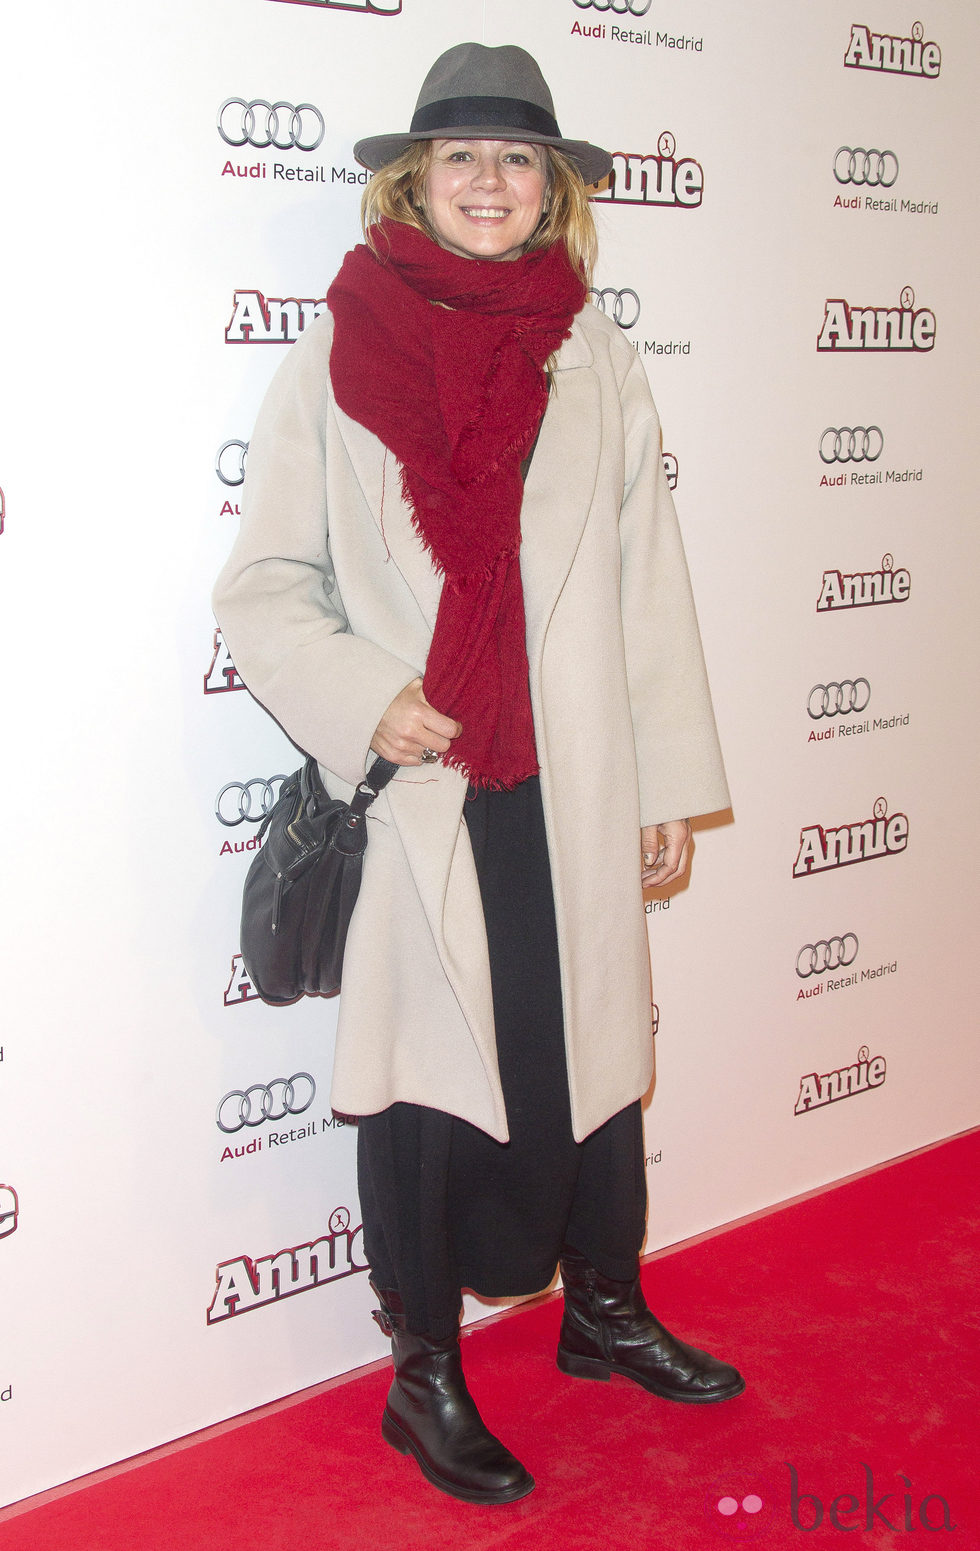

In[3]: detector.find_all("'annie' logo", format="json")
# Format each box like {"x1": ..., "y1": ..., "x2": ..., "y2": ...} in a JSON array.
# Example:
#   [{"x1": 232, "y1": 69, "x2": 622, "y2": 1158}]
[
  {"x1": 793, "y1": 796, "x2": 908, "y2": 877},
  {"x1": 592, "y1": 135, "x2": 703, "y2": 208},
  {"x1": 795, "y1": 1048, "x2": 886, "y2": 1114},
  {"x1": 816, "y1": 553, "x2": 910, "y2": 612},
  {"x1": 844, "y1": 22, "x2": 941, "y2": 78},
  {"x1": 207, "y1": 1208, "x2": 369, "y2": 1322},
  {"x1": 817, "y1": 287, "x2": 935, "y2": 351},
  {"x1": 204, "y1": 628, "x2": 244, "y2": 694},
  {"x1": 225, "y1": 289, "x2": 328, "y2": 344}
]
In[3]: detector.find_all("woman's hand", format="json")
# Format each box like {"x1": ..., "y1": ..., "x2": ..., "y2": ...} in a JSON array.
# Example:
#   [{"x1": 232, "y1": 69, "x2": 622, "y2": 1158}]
[
  {"x1": 641, "y1": 820, "x2": 692, "y2": 888},
  {"x1": 371, "y1": 677, "x2": 462, "y2": 765}
]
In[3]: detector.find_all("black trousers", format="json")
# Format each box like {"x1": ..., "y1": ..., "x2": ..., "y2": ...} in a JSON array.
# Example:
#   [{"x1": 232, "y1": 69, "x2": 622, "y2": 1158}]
[{"x1": 357, "y1": 776, "x2": 648, "y2": 1338}]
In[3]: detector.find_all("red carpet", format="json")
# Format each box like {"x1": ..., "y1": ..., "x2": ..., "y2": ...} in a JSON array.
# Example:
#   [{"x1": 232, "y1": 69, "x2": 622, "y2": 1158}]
[{"x1": 3, "y1": 1129, "x2": 978, "y2": 1549}]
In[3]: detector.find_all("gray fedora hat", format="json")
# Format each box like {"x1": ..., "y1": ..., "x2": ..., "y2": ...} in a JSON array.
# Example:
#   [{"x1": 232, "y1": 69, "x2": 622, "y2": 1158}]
[{"x1": 354, "y1": 42, "x2": 613, "y2": 188}]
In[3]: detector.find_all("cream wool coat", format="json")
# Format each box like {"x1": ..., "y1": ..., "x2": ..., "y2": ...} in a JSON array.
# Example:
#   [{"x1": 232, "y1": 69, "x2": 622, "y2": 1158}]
[{"x1": 213, "y1": 303, "x2": 729, "y2": 1143}]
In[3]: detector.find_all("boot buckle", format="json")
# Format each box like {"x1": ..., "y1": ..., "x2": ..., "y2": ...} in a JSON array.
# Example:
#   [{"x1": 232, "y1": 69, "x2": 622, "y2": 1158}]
[{"x1": 372, "y1": 1306, "x2": 398, "y2": 1337}]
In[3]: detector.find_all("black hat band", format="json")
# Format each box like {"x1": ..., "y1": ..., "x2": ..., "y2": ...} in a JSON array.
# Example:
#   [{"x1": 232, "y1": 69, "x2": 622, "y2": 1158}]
[{"x1": 410, "y1": 95, "x2": 562, "y2": 139}]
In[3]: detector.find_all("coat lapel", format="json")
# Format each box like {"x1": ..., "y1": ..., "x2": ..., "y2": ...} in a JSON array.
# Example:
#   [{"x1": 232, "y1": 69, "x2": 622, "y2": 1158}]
[
  {"x1": 520, "y1": 321, "x2": 600, "y2": 673},
  {"x1": 334, "y1": 404, "x2": 443, "y2": 630}
]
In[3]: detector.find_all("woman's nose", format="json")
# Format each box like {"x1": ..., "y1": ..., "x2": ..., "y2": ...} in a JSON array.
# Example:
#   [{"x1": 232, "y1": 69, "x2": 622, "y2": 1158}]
[{"x1": 471, "y1": 156, "x2": 506, "y2": 189}]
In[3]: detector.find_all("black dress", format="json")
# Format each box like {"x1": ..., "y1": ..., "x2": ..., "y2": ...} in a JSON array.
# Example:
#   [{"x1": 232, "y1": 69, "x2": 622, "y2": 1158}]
[{"x1": 356, "y1": 774, "x2": 648, "y2": 1338}]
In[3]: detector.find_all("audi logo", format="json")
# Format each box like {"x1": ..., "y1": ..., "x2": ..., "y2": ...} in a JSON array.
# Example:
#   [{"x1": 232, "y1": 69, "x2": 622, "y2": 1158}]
[
  {"x1": 807, "y1": 680, "x2": 871, "y2": 719},
  {"x1": 833, "y1": 147, "x2": 899, "y2": 188},
  {"x1": 573, "y1": 0, "x2": 652, "y2": 13},
  {"x1": 796, "y1": 936, "x2": 859, "y2": 978},
  {"x1": 217, "y1": 99, "x2": 325, "y2": 151},
  {"x1": 0, "y1": 485, "x2": 5, "y2": 537},
  {"x1": 217, "y1": 776, "x2": 288, "y2": 826},
  {"x1": 217, "y1": 1074, "x2": 316, "y2": 1133},
  {"x1": 819, "y1": 426, "x2": 883, "y2": 464},
  {"x1": 216, "y1": 439, "x2": 249, "y2": 487},
  {"x1": 589, "y1": 287, "x2": 640, "y2": 330}
]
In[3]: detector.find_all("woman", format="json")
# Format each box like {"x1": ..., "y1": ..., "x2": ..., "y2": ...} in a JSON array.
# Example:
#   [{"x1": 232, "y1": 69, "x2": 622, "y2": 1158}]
[{"x1": 214, "y1": 42, "x2": 743, "y2": 1506}]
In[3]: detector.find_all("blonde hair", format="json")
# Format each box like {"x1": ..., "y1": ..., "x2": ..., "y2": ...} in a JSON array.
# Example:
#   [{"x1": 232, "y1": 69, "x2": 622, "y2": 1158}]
[{"x1": 360, "y1": 141, "x2": 598, "y2": 284}]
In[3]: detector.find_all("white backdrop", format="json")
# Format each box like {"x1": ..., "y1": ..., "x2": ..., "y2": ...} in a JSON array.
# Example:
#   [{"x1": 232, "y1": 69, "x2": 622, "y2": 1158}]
[{"x1": 1, "y1": 0, "x2": 978, "y2": 1509}]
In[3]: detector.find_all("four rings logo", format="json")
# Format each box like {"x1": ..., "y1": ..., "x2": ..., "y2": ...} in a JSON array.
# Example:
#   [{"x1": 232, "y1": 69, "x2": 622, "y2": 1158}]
[
  {"x1": 796, "y1": 936, "x2": 859, "y2": 978},
  {"x1": 807, "y1": 680, "x2": 871, "y2": 719},
  {"x1": 817, "y1": 288, "x2": 935, "y2": 352},
  {"x1": 592, "y1": 136, "x2": 703, "y2": 209},
  {"x1": 217, "y1": 776, "x2": 287, "y2": 826},
  {"x1": 589, "y1": 287, "x2": 640, "y2": 329},
  {"x1": 266, "y1": 0, "x2": 402, "y2": 13},
  {"x1": 0, "y1": 485, "x2": 5, "y2": 537},
  {"x1": 574, "y1": 0, "x2": 652, "y2": 12},
  {"x1": 0, "y1": 1186, "x2": 18, "y2": 1240},
  {"x1": 819, "y1": 426, "x2": 883, "y2": 463},
  {"x1": 844, "y1": 22, "x2": 940, "y2": 78},
  {"x1": 834, "y1": 147, "x2": 899, "y2": 187},
  {"x1": 218, "y1": 99, "x2": 324, "y2": 151},
  {"x1": 217, "y1": 1074, "x2": 316, "y2": 1132},
  {"x1": 217, "y1": 440, "x2": 249, "y2": 486}
]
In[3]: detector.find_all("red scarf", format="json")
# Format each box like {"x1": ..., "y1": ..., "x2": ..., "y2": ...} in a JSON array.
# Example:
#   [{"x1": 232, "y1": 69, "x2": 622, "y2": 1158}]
[{"x1": 327, "y1": 219, "x2": 586, "y2": 788}]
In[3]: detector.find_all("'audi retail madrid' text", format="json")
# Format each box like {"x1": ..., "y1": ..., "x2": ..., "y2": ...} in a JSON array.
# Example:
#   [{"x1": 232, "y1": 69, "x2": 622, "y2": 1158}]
[
  {"x1": 570, "y1": 2, "x2": 702, "y2": 52},
  {"x1": 795, "y1": 1052, "x2": 887, "y2": 1115},
  {"x1": 225, "y1": 290, "x2": 328, "y2": 344},
  {"x1": 817, "y1": 289, "x2": 935, "y2": 351},
  {"x1": 207, "y1": 1210, "x2": 369, "y2": 1323},
  {"x1": 843, "y1": 22, "x2": 940, "y2": 77},
  {"x1": 816, "y1": 556, "x2": 910, "y2": 612},
  {"x1": 793, "y1": 800, "x2": 908, "y2": 878},
  {"x1": 592, "y1": 138, "x2": 703, "y2": 208}
]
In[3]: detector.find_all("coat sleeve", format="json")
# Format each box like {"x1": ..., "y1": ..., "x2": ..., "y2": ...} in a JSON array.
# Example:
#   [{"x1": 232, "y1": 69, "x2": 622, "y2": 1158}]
[
  {"x1": 617, "y1": 351, "x2": 731, "y2": 825},
  {"x1": 211, "y1": 324, "x2": 420, "y2": 787}
]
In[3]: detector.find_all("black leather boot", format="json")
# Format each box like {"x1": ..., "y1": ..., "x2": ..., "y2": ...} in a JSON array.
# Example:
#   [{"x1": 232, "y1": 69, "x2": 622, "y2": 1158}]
[
  {"x1": 556, "y1": 1246, "x2": 745, "y2": 1403},
  {"x1": 371, "y1": 1281, "x2": 534, "y2": 1505}
]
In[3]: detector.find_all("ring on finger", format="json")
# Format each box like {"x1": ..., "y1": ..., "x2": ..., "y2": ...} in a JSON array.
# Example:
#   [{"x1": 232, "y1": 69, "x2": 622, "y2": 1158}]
[{"x1": 420, "y1": 747, "x2": 439, "y2": 764}]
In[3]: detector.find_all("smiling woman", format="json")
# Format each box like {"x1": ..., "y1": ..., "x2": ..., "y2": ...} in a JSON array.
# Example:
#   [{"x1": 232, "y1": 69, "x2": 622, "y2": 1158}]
[
  {"x1": 424, "y1": 139, "x2": 547, "y2": 261},
  {"x1": 213, "y1": 39, "x2": 739, "y2": 1510},
  {"x1": 360, "y1": 134, "x2": 599, "y2": 278}
]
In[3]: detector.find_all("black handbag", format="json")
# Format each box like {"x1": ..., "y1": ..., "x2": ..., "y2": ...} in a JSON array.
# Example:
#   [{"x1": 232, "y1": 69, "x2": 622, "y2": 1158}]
[{"x1": 240, "y1": 753, "x2": 398, "y2": 1005}]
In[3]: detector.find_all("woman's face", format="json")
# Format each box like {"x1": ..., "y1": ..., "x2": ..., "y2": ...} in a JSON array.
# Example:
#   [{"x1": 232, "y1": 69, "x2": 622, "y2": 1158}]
[{"x1": 423, "y1": 139, "x2": 548, "y2": 262}]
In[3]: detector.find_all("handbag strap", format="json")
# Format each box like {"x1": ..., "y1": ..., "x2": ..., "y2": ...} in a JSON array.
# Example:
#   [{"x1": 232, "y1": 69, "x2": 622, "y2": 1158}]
[{"x1": 346, "y1": 754, "x2": 400, "y2": 821}]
